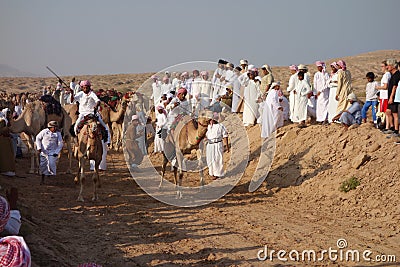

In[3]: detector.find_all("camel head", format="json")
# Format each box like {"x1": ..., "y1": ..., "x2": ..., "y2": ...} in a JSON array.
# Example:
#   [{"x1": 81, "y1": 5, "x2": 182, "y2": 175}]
[
  {"x1": 85, "y1": 119, "x2": 102, "y2": 140},
  {"x1": 120, "y1": 96, "x2": 130, "y2": 110},
  {"x1": 197, "y1": 110, "x2": 213, "y2": 128},
  {"x1": 23, "y1": 101, "x2": 42, "y2": 126},
  {"x1": 9, "y1": 101, "x2": 45, "y2": 135},
  {"x1": 192, "y1": 110, "x2": 211, "y2": 141}
]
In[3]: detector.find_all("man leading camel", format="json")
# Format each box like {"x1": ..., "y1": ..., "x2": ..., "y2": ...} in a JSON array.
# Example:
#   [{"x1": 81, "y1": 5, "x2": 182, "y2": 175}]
[{"x1": 73, "y1": 80, "x2": 108, "y2": 137}]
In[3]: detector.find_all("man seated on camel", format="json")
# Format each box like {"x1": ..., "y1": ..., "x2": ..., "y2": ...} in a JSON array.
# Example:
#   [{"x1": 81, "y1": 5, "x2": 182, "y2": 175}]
[
  {"x1": 332, "y1": 93, "x2": 362, "y2": 129},
  {"x1": 73, "y1": 80, "x2": 108, "y2": 137},
  {"x1": 164, "y1": 88, "x2": 192, "y2": 137}
]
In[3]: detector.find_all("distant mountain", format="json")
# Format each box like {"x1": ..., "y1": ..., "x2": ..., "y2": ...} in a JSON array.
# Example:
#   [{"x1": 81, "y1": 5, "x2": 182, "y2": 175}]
[{"x1": 0, "y1": 64, "x2": 39, "y2": 77}]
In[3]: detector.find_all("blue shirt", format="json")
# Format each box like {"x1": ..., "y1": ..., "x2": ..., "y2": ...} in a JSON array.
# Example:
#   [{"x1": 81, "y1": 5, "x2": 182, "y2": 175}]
[{"x1": 347, "y1": 101, "x2": 362, "y2": 124}]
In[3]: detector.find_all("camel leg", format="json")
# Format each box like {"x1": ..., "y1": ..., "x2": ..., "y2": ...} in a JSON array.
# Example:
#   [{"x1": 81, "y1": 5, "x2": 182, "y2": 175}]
[
  {"x1": 77, "y1": 157, "x2": 85, "y2": 202},
  {"x1": 65, "y1": 136, "x2": 73, "y2": 174},
  {"x1": 173, "y1": 166, "x2": 178, "y2": 187},
  {"x1": 175, "y1": 153, "x2": 183, "y2": 199},
  {"x1": 159, "y1": 153, "x2": 169, "y2": 189},
  {"x1": 92, "y1": 164, "x2": 100, "y2": 201},
  {"x1": 74, "y1": 156, "x2": 80, "y2": 185},
  {"x1": 112, "y1": 122, "x2": 119, "y2": 152},
  {"x1": 108, "y1": 126, "x2": 114, "y2": 151},
  {"x1": 197, "y1": 145, "x2": 205, "y2": 188},
  {"x1": 27, "y1": 136, "x2": 36, "y2": 174},
  {"x1": 117, "y1": 124, "x2": 122, "y2": 152},
  {"x1": 176, "y1": 169, "x2": 183, "y2": 199},
  {"x1": 35, "y1": 150, "x2": 40, "y2": 174},
  {"x1": 29, "y1": 149, "x2": 35, "y2": 174}
]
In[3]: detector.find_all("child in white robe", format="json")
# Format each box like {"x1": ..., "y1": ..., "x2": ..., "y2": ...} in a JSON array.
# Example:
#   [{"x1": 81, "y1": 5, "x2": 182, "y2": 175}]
[{"x1": 154, "y1": 106, "x2": 167, "y2": 153}]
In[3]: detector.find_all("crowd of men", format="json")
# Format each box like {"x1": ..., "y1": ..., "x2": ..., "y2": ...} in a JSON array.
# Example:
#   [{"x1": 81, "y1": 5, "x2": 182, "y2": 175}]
[{"x1": 148, "y1": 58, "x2": 400, "y2": 141}]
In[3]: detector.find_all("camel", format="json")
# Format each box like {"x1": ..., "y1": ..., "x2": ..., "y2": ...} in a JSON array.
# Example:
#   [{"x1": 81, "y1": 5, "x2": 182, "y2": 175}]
[
  {"x1": 74, "y1": 116, "x2": 103, "y2": 202},
  {"x1": 9, "y1": 101, "x2": 74, "y2": 174},
  {"x1": 109, "y1": 98, "x2": 129, "y2": 151},
  {"x1": 160, "y1": 111, "x2": 212, "y2": 199},
  {"x1": 97, "y1": 98, "x2": 128, "y2": 151}
]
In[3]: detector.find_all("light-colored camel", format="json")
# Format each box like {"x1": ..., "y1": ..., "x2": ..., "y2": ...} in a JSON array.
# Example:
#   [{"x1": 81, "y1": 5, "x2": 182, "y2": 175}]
[
  {"x1": 74, "y1": 117, "x2": 103, "y2": 202},
  {"x1": 160, "y1": 111, "x2": 211, "y2": 198},
  {"x1": 9, "y1": 101, "x2": 73, "y2": 174}
]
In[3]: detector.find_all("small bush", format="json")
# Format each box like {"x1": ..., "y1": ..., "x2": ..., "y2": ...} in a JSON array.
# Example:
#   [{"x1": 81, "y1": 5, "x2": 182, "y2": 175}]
[{"x1": 339, "y1": 177, "x2": 360, "y2": 193}]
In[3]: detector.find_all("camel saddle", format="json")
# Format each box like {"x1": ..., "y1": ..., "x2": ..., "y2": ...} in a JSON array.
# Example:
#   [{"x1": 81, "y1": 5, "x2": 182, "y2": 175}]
[
  {"x1": 39, "y1": 95, "x2": 62, "y2": 116},
  {"x1": 74, "y1": 114, "x2": 108, "y2": 142}
]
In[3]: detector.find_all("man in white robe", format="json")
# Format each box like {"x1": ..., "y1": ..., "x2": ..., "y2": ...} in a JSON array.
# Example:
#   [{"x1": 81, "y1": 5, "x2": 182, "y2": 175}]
[
  {"x1": 307, "y1": 89, "x2": 317, "y2": 120},
  {"x1": 223, "y1": 63, "x2": 235, "y2": 89},
  {"x1": 151, "y1": 76, "x2": 162, "y2": 107},
  {"x1": 190, "y1": 70, "x2": 202, "y2": 113},
  {"x1": 314, "y1": 61, "x2": 330, "y2": 123},
  {"x1": 161, "y1": 76, "x2": 173, "y2": 95},
  {"x1": 240, "y1": 59, "x2": 248, "y2": 73},
  {"x1": 286, "y1": 65, "x2": 298, "y2": 121},
  {"x1": 171, "y1": 72, "x2": 181, "y2": 92},
  {"x1": 154, "y1": 106, "x2": 167, "y2": 153},
  {"x1": 230, "y1": 66, "x2": 242, "y2": 113},
  {"x1": 243, "y1": 70, "x2": 261, "y2": 126},
  {"x1": 165, "y1": 88, "x2": 192, "y2": 131},
  {"x1": 212, "y1": 59, "x2": 227, "y2": 101},
  {"x1": 199, "y1": 71, "x2": 213, "y2": 111},
  {"x1": 181, "y1": 72, "x2": 191, "y2": 95},
  {"x1": 281, "y1": 96, "x2": 290, "y2": 122},
  {"x1": 206, "y1": 113, "x2": 229, "y2": 178},
  {"x1": 328, "y1": 62, "x2": 340, "y2": 123},
  {"x1": 292, "y1": 72, "x2": 312, "y2": 127},
  {"x1": 36, "y1": 121, "x2": 63, "y2": 184},
  {"x1": 73, "y1": 80, "x2": 108, "y2": 135},
  {"x1": 261, "y1": 82, "x2": 284, "y2": 139}
]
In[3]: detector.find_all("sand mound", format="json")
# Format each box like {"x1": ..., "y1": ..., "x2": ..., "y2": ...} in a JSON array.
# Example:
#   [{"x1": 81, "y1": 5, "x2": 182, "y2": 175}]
[{"x1": 270, "y1": 122, "x2": 399, "y2": 224}]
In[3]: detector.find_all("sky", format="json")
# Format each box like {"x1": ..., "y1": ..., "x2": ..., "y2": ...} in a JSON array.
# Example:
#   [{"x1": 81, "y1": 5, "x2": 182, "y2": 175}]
[{"x1": 1, "y1": 0, "x2": 399, "y2": 76}]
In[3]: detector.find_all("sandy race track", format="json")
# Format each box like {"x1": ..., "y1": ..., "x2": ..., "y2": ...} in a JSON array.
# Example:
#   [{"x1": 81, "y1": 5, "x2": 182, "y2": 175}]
[{"x1": 1, "y1": 120, "x2": 399, "y2": 266}]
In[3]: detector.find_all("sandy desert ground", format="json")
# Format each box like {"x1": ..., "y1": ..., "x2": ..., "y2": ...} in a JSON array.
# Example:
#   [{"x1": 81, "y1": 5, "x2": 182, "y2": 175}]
[{"x1": 0, "y1": 50, "x2": 400, "y2": 266}]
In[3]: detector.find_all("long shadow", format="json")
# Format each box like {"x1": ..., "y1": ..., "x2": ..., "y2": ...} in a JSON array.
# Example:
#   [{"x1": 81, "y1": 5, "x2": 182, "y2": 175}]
[
  {"x1": 4, "y1": 136, "x2": 337, "y2": 266},
  {"x1": 265, "y1": 147, "x2": 332, "y2": 189},
  {"x1": 204, "y1": 145, "x2": 332, "y2": 210}
]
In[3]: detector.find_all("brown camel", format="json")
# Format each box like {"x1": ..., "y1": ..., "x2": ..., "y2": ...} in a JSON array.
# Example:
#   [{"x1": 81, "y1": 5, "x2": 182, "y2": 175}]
[
  {"x1": 160, "y1": 111, "x2": 212, "y2": 199},
  {"x1": 109, "y1": 99, "x2": 128, "y2": 151},
  {"x1": 9, "y1": 101, "x2": 73, "y2": 174},
  {"x1": 74, "y1": 117, "x2": 103, "y2": 202},
  {"x1": 98, "y1": 102, "x2": 111, "y2": 125}
]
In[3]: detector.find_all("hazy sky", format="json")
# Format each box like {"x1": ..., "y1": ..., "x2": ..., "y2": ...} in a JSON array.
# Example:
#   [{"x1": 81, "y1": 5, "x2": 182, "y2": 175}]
[{"x1": 1, "y1": 0, "x2": 399, "y2": 76}]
